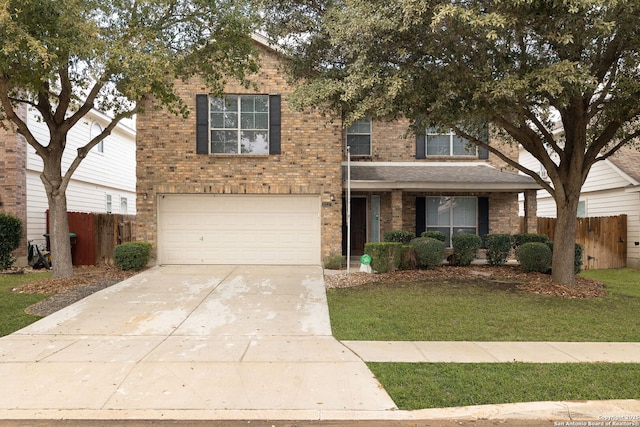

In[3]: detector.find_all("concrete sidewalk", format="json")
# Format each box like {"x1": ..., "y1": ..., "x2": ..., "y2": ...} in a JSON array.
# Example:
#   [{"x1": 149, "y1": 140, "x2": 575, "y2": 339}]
[{"x1": 343, "y1": 340, "x2": 640, "y2": 363}]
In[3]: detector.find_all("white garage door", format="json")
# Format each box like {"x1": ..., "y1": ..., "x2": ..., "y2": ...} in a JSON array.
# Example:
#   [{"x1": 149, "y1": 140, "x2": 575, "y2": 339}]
[{"x1": 158, "y1": 194, "x2": 321, "y2": 265}]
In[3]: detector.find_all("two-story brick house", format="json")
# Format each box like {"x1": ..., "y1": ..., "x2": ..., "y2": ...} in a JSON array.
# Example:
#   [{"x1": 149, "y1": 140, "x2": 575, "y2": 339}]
[{"x1": 136, "y1": 36, "x2": 540, "y2": 265}]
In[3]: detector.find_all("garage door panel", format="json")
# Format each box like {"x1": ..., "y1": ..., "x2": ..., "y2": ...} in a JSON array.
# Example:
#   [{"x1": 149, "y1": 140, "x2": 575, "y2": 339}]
[{"x1": 159, "y1": 195, "x2": 321, "y2": 265}]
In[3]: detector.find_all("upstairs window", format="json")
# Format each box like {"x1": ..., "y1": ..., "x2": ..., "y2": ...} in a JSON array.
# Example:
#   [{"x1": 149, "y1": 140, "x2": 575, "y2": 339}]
[
  {"x1": 416, "y1": 124, "x2": 489, "y2": 160},
  {"x1": 91, "y1": 122, "x2": 104, "y2": 153},
  {"x1": 196, "y1": 94, "x2": 281, "y2": 155},
  {"x1": 346, "y1": 118, "x2": 372, "y2": 156},
  {"x1": 426, "y1": 128, "x2": 476, "y2": 157},
  {"x1": 210, "y1": 95, "x2": 269, "y2": 154}
]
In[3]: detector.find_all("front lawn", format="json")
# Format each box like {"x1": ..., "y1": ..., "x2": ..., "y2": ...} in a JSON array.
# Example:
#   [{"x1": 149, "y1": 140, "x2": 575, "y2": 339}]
[
  {"x1": 327, "y1": 268, "x2": 640, "y2": 341},
  {"x1": 327, "y1": 268, "x2": 640, "y2": 410},
  {"x1": 0, "y1": 272, "x2": 51, "y2": 337},
  {"x1": 368, "y1": 362, "x2": 640, "y2": 410}
]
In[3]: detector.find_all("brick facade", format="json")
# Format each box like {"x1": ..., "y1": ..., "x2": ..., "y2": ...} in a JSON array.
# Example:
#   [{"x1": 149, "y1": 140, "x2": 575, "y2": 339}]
[
  {"x1": 137, "y1": 40, "x2": 534, "y2": 263},
  {"x1": 359, "y1": 119, "x2": 519, "y2": 172},
  {"x1": 0, "y1": 106, "x2": 28, "y2": 257},
  {"x1": 136, "y1": 44, "x2": 344, "y2": 261},
  {"x1": 349, "y1": 120, "x2": 529, "y2": 245}
]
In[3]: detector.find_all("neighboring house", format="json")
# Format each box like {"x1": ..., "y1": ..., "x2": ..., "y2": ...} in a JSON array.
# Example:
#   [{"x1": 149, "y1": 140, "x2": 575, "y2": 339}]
[
  {"x1": 0, "y1": 106, "x2": 136, "y2": 262},
  {"x1": 136, "y1": 35, "x2": 540, "y2": 266},
  {"x1": 520, "y1": 145, "x2": 640, "y2": 269}
]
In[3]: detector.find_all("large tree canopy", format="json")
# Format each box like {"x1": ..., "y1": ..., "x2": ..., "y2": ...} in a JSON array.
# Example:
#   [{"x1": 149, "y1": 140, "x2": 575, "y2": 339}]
[
  {"x1": 0, "y1": 0, "x2": 259, "y2": 277},
  {"x1": 261, "y1": 0, "x2": 640, "y2": 285}
]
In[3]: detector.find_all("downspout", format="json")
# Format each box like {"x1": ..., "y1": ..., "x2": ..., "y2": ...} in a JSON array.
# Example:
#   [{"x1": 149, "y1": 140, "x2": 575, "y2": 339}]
[{"x1": 346, "y1": 146, "x2": 351, "y2": 274}]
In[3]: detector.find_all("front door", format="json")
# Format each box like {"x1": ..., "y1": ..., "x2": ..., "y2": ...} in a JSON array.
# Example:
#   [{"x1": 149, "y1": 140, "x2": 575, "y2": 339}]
[{"x1": 349, "y1": 197, "x2": 367, "y2": 256}]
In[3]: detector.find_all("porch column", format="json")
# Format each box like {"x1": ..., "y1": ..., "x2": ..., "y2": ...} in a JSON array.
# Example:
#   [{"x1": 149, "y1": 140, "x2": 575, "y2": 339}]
[
  {"x1": 391, "y1": 189, "x2": 403, "y2": 230},
  {"x1": 523, "y1": 190, "x2": 538, "y2": 233}
]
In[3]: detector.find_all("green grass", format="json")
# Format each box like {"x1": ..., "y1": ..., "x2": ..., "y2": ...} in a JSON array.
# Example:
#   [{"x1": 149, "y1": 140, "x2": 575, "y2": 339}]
[
  {"x1": 327, "y1": 268, "x2": 640, "y2": 341},
  {"x1": 329, "y1": 268, "x2": 640, "y2": 409},
  {"x1": 0, "y1": 272, "x2": 51, "y2": 336},
  {"x1": 581, "y1": 268, "x2": 640, "y2": 297},
  {"x1": 368, "y1": 362, "x2": 640, "y2": 410}
]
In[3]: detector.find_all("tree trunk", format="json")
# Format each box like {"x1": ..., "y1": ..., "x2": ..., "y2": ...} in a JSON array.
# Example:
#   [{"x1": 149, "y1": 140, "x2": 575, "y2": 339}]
[
  {"x1": 47, "y1": 190, "x2": 73, "y2": 278},
  {"x1": 42, "y1": 167, "x2": 74, "y2": 278},
  {"x1": 551, "y1": 196, "x2": 579, "y2": 285}
]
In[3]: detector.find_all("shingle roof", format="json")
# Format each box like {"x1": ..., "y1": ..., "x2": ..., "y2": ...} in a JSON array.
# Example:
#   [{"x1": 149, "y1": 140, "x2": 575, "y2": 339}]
[
  {"x1": 609, "y1": 146, "x2": 640, "y2": 184},
  {"x1": 344, "y1": 163, "x2": 540, "y2": 192}
]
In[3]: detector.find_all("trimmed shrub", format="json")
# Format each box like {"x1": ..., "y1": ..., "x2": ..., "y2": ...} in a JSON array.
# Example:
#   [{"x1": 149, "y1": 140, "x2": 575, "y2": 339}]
[
  {"x1": 0, "y1": 213, "x2": 23, "y2": 270},
  {"x1": 384, "y1": 230, "x2": 416, "y2": 244},
  {"x1": 114, "y1": 242, "x2": 152, "y2": 271},
  {"x1": 364, "y1": 242, "x2": 403, "y2": 273},
  {"x1": 451, "y1": 233, "x2": 482, "y2": 266},
  {"x1": 513, "y1": 233, "x2": 550, "y2": 247},
  {"x1": 410, "y1": 237, "x2": 445, "y2": 269},
  {"x1": 484, "y1": 234, "x2": 514, "y2": 266},
  {"x1": 517, "y1": 242, "x2": 552, "y2": 273},
  {"x1": 400, "y1": 245, "x2": 417, "y2": 270},
  {"x1": 323, "y1": 251, "x2": 344, "y2": 270},
  {"x1": 420, "y1": 231, "x2": 446, "y2": 242},
  {"x1": 574, "y1": 243, "x2": 584, "y2": 274},
  {"x1": 547, "y1": 242, "x2": 584, "y2": 274}
]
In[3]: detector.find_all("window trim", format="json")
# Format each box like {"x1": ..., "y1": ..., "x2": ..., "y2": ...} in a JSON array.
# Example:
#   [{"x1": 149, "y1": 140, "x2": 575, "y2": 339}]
[
  {"x1": 577, "y1": 199, "x2": 587, "y2": 218},
  {"x1": 196, "y1": 93, "x2": 281, "y2": 156},
  {"x1": 209, "y1": 94, "x2": 270, "y2": 155},
  {"x1": 91, "y1": 122, "x2": 104, "y2": 154},
  {"x1": 425, "y1": 196, "x2": 478, "y2": 247},
  {"x1": 426, "y1": 128, "x2": 477, "y2": 157},
  {"x1": 417, "y1": 126, "x2": 489, "y2": 159},
  {"x1": 346, "y1": 117, "x2": 372, "y2": 156}
]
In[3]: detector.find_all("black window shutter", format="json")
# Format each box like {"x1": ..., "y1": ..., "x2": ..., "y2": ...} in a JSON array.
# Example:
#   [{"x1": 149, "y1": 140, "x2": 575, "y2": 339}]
[
  {"x1": 478, "y1": 197, "x2": 489, "y2": 241},
  {"x1": 196, "y1": 94, "x2": 209, "y2": 154},
  {"x1": 269, "y1": 95, "x2": 281, "y2": 155},
  {"x1": 416, "y1": 134, "x2": 426, "y2": 159},
  {"x1": 416, "y1": 197, "x2": 426, "y2": 236}
]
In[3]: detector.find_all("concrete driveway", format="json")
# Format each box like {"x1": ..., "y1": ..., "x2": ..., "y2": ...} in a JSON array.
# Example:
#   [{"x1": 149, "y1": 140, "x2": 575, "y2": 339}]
[{"x1": 0, "y1": 265, "x2": 396, "y2": 419}]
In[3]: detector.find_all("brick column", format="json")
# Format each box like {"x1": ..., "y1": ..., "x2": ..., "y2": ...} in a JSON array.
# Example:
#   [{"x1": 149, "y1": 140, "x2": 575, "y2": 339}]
[
  {"x1": 523, "y1": 190, "x2": 538, "y2": 233},
  {"x1": 391, "y1": 189, "x2": 403, "y2": 230}
]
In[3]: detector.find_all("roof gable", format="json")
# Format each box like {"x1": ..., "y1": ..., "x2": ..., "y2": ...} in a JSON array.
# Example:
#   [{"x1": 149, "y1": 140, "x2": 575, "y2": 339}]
[{"x1": 609, "y1": 146, "x2": 640, "y2": 184}]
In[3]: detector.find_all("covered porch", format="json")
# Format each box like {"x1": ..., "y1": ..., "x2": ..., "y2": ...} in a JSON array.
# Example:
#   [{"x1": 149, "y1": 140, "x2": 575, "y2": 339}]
[{"x1": 342, "y1": 162, "x2": 541, "y2": 255}]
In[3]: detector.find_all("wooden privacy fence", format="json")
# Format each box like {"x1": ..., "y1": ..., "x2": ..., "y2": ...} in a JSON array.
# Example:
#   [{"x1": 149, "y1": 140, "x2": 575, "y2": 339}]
[
  {"x1": 47, "y1": 211, "x2": 137, "y2": 265},
  {"x1": 534, "y1": 215, "x2": 627, "y2": 270}
]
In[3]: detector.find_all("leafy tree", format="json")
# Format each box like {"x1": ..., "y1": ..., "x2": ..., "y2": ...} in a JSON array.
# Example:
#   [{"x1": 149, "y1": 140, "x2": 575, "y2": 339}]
[
  {"x1": 260, "y1": 0, "x2": 640, "y2": 285},
  {"x1": 0, "y1": 0, "x2": 259, "y2": 277}
]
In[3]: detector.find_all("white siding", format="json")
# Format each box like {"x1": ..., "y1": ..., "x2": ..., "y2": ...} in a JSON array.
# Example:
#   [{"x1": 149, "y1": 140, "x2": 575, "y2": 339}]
[
  {"x1": 26, "y1": 109, "x2": 136, "y2": 192},
  {"x1": 25, "y1": 172, "x2": 49, "y2": 248},
  {"x1": 25, "y1": 109, "x2": 136, "y2": 247},
  {"x1": 26, "y1": 171, "x2": 136, "y2": 246},
  {"x1": 519, "y1": 148, "x2": 640, "y2": 268},
  {"x1": 580, "y1": 160, "x2": 631, "y2": 193},
  {"x1": 518, "y1": 150, "x2": 545, "y2": 177}
]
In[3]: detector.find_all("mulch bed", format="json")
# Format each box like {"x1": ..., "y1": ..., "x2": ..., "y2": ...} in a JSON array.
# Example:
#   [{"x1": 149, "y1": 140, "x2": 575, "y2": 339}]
[
  {"x1": 324, "y1": 265, "x2": 607, "y2": 299},
  {"x1": 8, "y1": 265, "x2": 142, "y2": 317}
]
